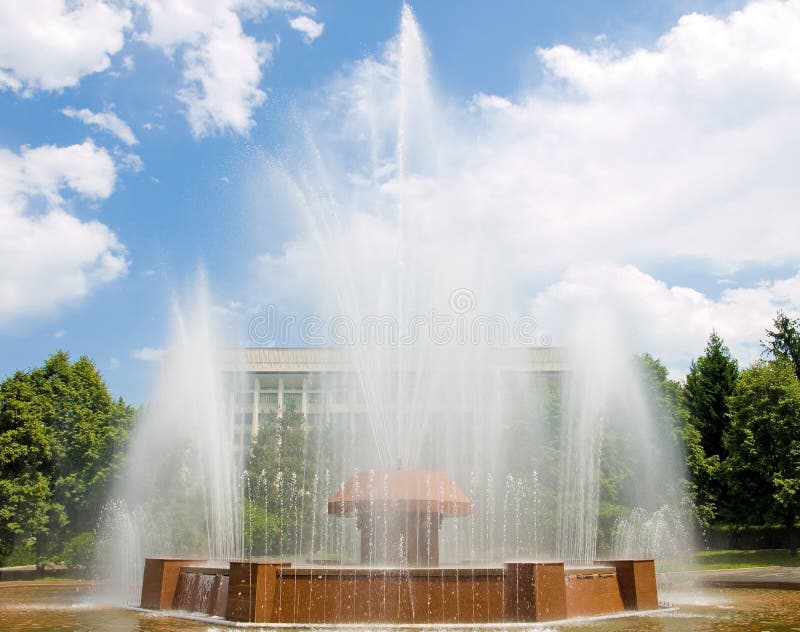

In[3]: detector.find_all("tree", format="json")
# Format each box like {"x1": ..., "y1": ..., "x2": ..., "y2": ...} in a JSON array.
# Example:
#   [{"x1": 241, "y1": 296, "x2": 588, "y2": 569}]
[
  {"x1": 683, "y1": 332, "x2": 739, "y2": 524},
  {"x1": 30, "y1": 353, "x2": 135, "y2": 536},
  {"x1": 61, "y1": 531, "x2": 96, "y2": 578},
  {"x1": 765, "y1": 311, "x2": 800, "y2": 381},
  {"x1": 685, "y1": 332, "x2": 739, "y2": 459},
  {"x1": 601, "y1": 353, "x2": 685, "y2": 525},
  {"x1": 245, "y1": 405, "x2": 317, "y2": 556},
  {"x1": 0, "y1": 372, "x2": 64, "y2": 565},
  {"x1": 636, "y1": 353, "x2": 685, "y2": 448},
  {"x1": 0, "y1": 352, "x2": 135, "y2": 567},
  {"x1": 596, "y1": 355, "x2": 686, "y2": 550},
  {"x1": 725, "y1": 359, "x2": 800, "y2": 555}
]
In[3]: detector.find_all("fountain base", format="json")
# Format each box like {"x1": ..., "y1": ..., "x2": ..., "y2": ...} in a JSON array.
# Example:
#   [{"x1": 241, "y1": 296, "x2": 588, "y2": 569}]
[{"x1": 141, "y1": 557, "x2": 658, "y2": 624}]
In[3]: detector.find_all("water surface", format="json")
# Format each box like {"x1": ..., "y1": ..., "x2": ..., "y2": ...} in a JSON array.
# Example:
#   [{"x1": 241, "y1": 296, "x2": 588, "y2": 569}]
[{"x1": 2, "y1": 582, "x2": 799, "y2": 631}]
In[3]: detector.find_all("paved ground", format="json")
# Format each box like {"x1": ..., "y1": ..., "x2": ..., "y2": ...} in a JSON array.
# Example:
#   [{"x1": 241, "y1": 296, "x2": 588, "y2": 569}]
[{"x1": 677, "y1": 566, "x2": 800, "y2": 590}]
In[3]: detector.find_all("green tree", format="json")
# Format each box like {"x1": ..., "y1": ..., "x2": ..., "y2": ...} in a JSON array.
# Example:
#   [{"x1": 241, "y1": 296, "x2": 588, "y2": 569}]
[
  {"x1": 765, "y1": 311, "x2": 800, "y2": 381},
  {"x1": 614, "y1": 355, "x2": 686, "y2": 516},
  {"x1": 594, "y1": 355, "x2": 686, "y2": 550},
  {"x1": 636, "y1": 353, "x2": 685, "y2": 448},
  {"x1": 245, "y1": 405, "x2": 317, "y2": 556},
  {"x1": 30, "y1": 353, "x2": 135, "y2": 536},
  {"x1": 0, "y1": 372, "x2": 64, "y2": 565},
  {"x1": 681, "y1": 422, "x2": 717, "y2": 529},
  {"x1": 683, "y1": 332, "x2": 739, "y2": 523},
  {"x1": 685, "y1": 332, "x2": 739, "y2": 459},
  {"x1": 725, "y1": 359, "x2": 800, "y2": 555},
  {"x1": 0, "y1": 352, "x2": 134, "y2": 567},
  {"x1": 61, "y1": 531, "x2": 96, "y2": 578}
]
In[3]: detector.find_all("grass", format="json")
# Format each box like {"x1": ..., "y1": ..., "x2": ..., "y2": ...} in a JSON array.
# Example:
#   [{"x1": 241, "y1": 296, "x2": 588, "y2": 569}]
[{"x1": 692, "y1": 549, "x2": 800, "y2": 570}]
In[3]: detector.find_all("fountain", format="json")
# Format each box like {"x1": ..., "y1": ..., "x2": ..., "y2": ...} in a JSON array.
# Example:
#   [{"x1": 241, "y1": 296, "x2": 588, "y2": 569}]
[
  {"x1": 139, "y1": 464, "x2": 659, "y2": 623},
  {"x1": 327, "y1": 469, "x2": 471, "y2": 567},
  {"x1": 118, "y1": 3, "x2": 686, "y2": 626}
]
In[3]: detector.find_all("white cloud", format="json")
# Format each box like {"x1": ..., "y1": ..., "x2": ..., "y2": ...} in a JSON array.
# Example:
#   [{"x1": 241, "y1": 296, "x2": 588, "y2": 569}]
[
  {"x1": 176, "y1": 16, "x2": 270, "y2": 137},
  {"x1": 254, "y1": 1, "x2": 800, "y2": 375},
  {"x1": 113, "y1": 149, "x2": 145, "y2": 172},
  {"x1": 62, "y1": 107, "x2": 138, "y2": 146},
  {"x1": 0, "y1": 0, "x2": 321, "y2": 134},
  {"x1": 530, "y1": 262, "x2": 800, "y2": 374},
  {"x1": 213, "y1": 299, "x2": 245, "y2": 318},
  {"x1": 289, "y1": 15, "x2": 324, "y2": 43},
  {"x1": 131, "y1": 346, "x2": 168, "y2": 361},
  {"x1": 489, "y1": 0, "x2": 800, "y2": 272},
  {"x1": 109, "y1": 356, "x2": 120, "y2": 369},
  {"x1": 0, "y1": 0, "x2": 131, "y2": 93},
  {"x1": 53, "y1": 329, "x2": 65, "y2": 339},
  {"x1": 470, "y1": 92, "x2": 512, "y2": 112},
  {"x1": 0, "y1": 141, "x2": 127, "y2": 327},
  {"x1": 139, "y1": 0, "x2": 319, "y2": 138}
]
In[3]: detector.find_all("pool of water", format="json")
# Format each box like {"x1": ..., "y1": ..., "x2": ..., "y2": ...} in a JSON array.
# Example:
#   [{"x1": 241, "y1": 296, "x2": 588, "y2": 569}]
[{"x1": 1, "y1": 582, "x2": 799, "y2": 631}]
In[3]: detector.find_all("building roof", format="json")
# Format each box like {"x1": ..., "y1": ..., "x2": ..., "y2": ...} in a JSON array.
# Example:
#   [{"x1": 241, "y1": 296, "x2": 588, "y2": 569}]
[{"x1": 221, "y1": 346, "x2": 567, "y2": 374}]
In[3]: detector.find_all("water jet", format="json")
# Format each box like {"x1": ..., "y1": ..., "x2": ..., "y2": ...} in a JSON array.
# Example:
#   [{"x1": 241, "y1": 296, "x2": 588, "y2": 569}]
[{"x1": 124, "y1": 4, "x2": 680, "y2": 625}]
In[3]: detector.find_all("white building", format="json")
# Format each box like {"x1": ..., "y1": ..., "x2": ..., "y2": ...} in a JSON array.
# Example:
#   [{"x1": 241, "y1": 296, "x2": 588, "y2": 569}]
[{"x1": 222, "y1": 347, "x2": 567, "y2": 450}]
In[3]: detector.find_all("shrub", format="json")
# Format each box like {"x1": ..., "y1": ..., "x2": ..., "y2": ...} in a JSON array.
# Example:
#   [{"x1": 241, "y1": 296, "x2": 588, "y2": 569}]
[{"x1": 61, "y1": 532, "x2": 96, "y2": 577}]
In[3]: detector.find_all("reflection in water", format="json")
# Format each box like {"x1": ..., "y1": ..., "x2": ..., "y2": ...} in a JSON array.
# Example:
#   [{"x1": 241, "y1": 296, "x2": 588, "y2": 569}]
[{"x1": 1, "y1": 583, "x2": 800, "y2": 631}]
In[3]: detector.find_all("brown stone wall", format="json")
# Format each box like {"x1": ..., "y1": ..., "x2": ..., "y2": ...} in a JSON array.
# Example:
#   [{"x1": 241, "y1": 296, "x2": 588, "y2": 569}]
[
  {"x1": 147, "y1": 557, "x2": 660, "y2": 625},
  {"x1": 596, "y1": 559, "x2": 658, "y2": 610},
  {"x1": 271, "y1": 568, "x2": 506, "y2": 624},
  {"x1": 140, "y1": 558, "x2": 205, "y2": 610},
  {"x1": 226, "y1": 566, "x2": 509, "y2": 624},
  {"x1": 504, "y1": 562, "x2": 567, "y2": 622},
  {"x1": 564, "y1": 567, "x2": 624, "y2": 617},
  {"x1": 225, "y1": 561, "x2": 284, "y2": 622}
]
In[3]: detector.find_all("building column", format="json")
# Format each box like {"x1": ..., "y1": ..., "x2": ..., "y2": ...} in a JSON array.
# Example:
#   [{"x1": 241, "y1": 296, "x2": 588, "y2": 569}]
[
  {"x1": 301, "y1": 377, "x2": 308, "y2": 417},
  {"x1": 228, "y1": 389, "x2": 236, "y2": 428},
  {"x1": 277, "y1": 377, "x2": 284, "y2": 419},
  {"x1": 251, "y1": 376, "x2": 260, "y2": 437}
]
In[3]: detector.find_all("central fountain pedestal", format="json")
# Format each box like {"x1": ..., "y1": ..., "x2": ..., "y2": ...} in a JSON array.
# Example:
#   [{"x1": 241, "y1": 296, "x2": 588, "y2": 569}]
[{"x1": 327, "y1": 469, "x2": 470, "y2": 566}]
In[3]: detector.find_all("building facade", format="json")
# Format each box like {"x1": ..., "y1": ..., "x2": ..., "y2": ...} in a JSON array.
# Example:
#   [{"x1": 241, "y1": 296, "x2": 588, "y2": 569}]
[{"x1": 222, "y1": 347, "x2": 567, "y2": 450}]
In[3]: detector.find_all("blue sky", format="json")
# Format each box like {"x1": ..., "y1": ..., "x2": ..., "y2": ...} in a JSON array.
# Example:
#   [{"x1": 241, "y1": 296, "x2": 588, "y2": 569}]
[{"x1": 3, "y1": 0, "x2": 799, "y2": 404}]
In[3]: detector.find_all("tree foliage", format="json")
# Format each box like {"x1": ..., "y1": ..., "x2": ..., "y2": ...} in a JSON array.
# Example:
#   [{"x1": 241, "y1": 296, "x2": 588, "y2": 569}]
[
  {"x1": 765, "y1": 311, "x2": 800, "y2": 381},
  {"x1": 685, "y1": 332, "x2": 739, "y2": 459},
  {"x1": 606, "y1": 355, "x2": 687, "y2": 526},
  {"x1": 683, "y1": 332, "x2": 739, "y2": 525},
  {"x1": 0, "y1": 352, "x2": 135, "y2": 567},
  {"x1": 725, "y1": 359, "x2": 800, "y2": 554},
  {"x1": 244, "y1": 405, "x2": 317, "y2": 556},
  {"x1": 0, "y1": 371, "x2": 61, "y2": 564}
]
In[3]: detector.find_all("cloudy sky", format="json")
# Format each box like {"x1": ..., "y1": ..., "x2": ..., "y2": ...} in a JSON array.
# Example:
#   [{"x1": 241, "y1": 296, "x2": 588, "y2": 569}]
[{"x1": 1, "y1": 0, "x2": 798, "y2": 403}]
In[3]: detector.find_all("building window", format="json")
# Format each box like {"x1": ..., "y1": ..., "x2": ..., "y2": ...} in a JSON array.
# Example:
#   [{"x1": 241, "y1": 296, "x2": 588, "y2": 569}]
[
  {"x1": 284, "y1": 392, "x2": 302, "y2": 410},
  {"x1": 307, "y1": 413, "x2": 322, "y2": 426},
  {"x1": 307, "y1": 391, "x2": 322, "y2": 407},
  {"x1": 259, "y1": 391, "x2": 278, "y2": 412},
  {"x1": 235, "y1": 391, "x2": 253, "y2": 405}
]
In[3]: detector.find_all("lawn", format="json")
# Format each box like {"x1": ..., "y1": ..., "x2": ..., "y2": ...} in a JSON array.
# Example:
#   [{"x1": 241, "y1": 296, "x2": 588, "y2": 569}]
[{"x1": 693, "y1": 549, "x2": 799, "y2": 569}]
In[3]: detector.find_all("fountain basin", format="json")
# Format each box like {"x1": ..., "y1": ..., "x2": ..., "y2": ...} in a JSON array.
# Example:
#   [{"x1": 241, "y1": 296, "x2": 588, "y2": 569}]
[{"x1": 141, "y1": 557, "x2": 659, "y2": 624}]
